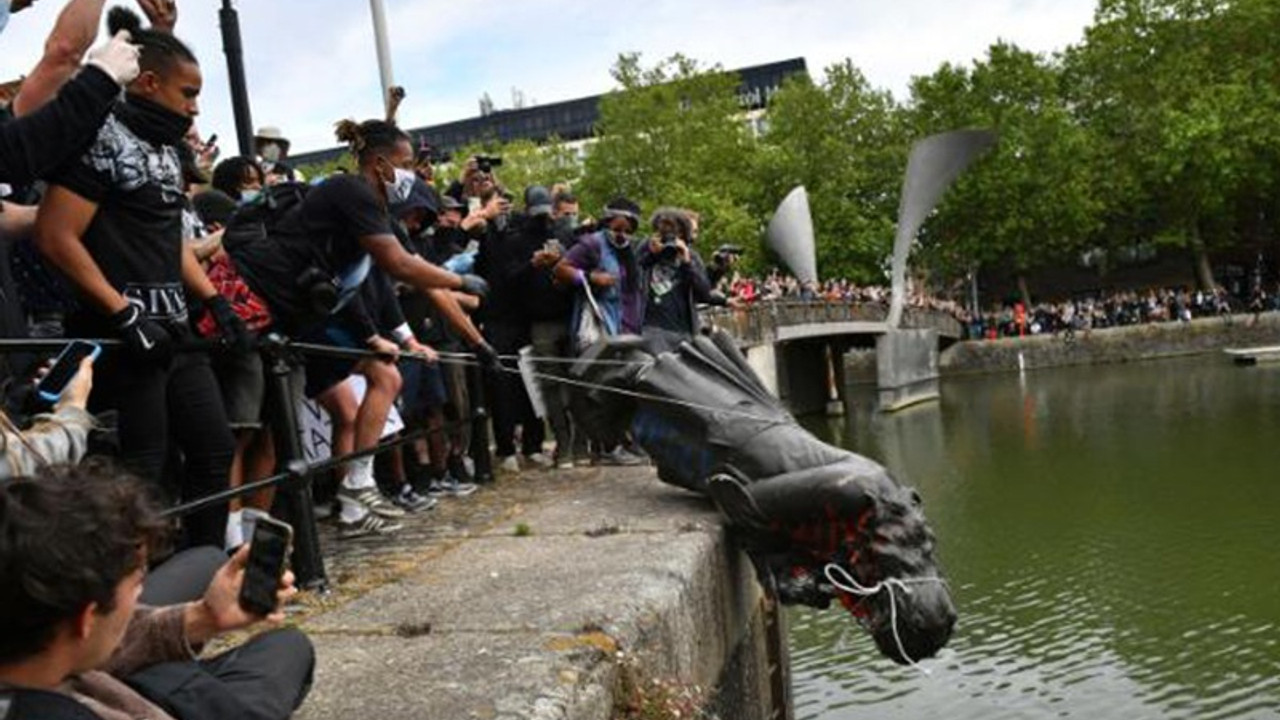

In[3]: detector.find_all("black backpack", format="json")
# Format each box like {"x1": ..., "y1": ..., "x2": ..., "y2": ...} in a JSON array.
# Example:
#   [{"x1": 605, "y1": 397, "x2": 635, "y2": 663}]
[{"x1": 221, "y1": 181, "x2": 311, "y2": 253}]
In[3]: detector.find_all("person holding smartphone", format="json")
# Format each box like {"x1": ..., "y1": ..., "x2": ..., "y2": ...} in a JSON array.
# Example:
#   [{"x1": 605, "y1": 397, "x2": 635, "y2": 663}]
[
  {"x1": 0, "y1": 464, "x2": 315, "y2": 720},
  {"x1": 0, "y1": 354, "x2": 94, "y2": 478}
]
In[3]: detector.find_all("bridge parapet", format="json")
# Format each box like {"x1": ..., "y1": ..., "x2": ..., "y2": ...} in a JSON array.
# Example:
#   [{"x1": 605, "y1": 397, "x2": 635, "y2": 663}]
[{"x1": 701, "y1": 301, "x2": 961, "y2": 347}]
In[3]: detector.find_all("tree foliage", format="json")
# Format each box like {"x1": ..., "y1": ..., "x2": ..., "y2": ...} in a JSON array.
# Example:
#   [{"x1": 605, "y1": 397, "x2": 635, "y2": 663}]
[
  {"x1": 579, "y1": 53, "x2": 760, "y2": 258},
  {"x1": 755, "y1": 61, "x2": 909, "y2": 283},
  {"x1": 303, "y1": 2, "x2": 1280, "y2": 298},
  {"x1": 909, "y1": 42, "x2": 1101, "y2": 297}
]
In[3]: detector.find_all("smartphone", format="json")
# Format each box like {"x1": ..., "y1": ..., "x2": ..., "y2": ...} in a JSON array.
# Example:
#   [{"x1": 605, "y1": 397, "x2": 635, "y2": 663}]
[
  {"x1": 467, "y1": 196, "x2": 482, "y2": 215},
  {"x1": 544, "y1": 238, "x2": 562, "y2": 254},
  {"x1": 36, "y1": 340, "x2": 101, "y2": 404},
  {"x1": 238, "y1": 516, "x2": 293, "y2": 616}
]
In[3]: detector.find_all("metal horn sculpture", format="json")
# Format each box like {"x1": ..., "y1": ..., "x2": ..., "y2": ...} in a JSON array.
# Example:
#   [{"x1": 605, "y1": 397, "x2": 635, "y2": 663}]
[
  {"x1": 886, "y1": 130, "x2": 997, "y2": 328},
  {"x1": 766, "y1": 186, "x2": 817, "y2": 285}
]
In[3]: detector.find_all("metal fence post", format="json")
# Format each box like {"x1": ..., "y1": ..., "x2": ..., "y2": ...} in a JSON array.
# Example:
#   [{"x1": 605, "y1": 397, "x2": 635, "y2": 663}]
[
  {"x1": 467, "y1": 362, "x2": 493, "y2": 483},
  {"x1": 261, "y1": 335, "x2": 328, "y2": 592}
]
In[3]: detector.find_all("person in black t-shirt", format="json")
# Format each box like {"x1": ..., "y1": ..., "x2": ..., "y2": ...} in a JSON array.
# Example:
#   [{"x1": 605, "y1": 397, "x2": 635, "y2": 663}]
[
  {"x1": 34, "y1": 9, "x2": 247, "y2": 549},
  {"x1": 228, "y1": 119, "x2": 491, "y2": 538}
]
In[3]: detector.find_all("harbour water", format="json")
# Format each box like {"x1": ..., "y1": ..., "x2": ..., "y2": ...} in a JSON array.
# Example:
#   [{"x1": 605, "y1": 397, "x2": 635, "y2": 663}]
[{"x1": 791, "y1": 355, "x2": 1280, "y2": 720}]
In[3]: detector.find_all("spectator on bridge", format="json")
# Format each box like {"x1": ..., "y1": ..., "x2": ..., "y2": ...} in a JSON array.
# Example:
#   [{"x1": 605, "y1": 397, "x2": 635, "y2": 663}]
[
  {"x1": 35, "y1": 8, "x2": 245, "y2": 550},
  {"x1": 0, "y1": 462, "x2": 315, "y2": 720}
]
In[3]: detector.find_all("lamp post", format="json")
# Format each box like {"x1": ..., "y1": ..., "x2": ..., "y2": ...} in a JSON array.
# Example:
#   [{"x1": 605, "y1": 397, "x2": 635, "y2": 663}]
[{"x1": 219, "y1": 0, "x2": 255, "y2": 156}]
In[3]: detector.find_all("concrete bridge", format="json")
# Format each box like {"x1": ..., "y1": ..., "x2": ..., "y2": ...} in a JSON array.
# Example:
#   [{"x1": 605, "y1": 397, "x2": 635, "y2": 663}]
[{"x1": 701, "y1": 301, "x2": 964, "y2": 415}]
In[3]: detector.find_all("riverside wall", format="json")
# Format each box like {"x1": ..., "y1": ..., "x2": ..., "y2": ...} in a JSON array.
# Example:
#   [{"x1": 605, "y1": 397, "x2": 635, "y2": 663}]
[
  {"x1": 937, "y1": 313, "x2": 1280, "y2": 375},
  {"x1": 294, "y1": 466, "x2": 780, "y2": 720}
]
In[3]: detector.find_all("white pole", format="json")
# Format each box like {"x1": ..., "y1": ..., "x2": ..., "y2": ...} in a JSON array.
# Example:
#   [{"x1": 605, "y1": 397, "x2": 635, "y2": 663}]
[{"x1": 369, "y1": 0, "x2": 395, "y2": 102}]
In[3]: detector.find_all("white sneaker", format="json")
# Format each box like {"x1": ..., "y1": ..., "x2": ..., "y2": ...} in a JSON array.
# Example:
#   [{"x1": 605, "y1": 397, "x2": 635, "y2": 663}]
[
  {"x1": 339, "y1": 487, "x2": 406, "y2": 518},
  {"x1": 524, "y1": 452, "x2": 554, "y2": 470},
  {"x1": 338, "y1": 512, "x2": 403, "y2": 539},
  {"x1": 497, "y1": 455, "x2": 520, "y2": 475}
]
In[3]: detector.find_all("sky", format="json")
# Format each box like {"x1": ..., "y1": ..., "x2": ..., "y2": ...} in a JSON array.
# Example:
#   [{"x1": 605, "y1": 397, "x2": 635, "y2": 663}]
[{"x1": 0, "y1": 0, "x2": 1099, "y2": 156}]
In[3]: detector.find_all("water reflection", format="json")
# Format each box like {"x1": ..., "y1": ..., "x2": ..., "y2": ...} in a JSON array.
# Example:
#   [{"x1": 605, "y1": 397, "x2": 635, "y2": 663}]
[{"x1": 792, "y1": 357, "x2": 1280, "y2": 720}]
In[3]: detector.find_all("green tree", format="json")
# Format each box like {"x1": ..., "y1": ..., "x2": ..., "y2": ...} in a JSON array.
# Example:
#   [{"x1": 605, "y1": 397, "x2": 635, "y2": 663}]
[
  {"x1": 755, "y1": 61, "x2": 908, "y2": 283},
  {"x1": 447, "y1": 136, "x2": 583, "y2": 201},
  {"x1": 1065, "y1": 0, "x2": 1280, "y2": 288},
  {"x1": 579, "y1": 53, "x2": 759, "y2": 259},
  {"x1": 908, "y1": 42, "x2": 1100, "y2": 302}
]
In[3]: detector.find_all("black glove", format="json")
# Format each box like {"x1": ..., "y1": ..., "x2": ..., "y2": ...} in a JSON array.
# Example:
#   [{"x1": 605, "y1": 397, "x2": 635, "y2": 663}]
[
  {"x1": 112, "y1": 304, "x2": 173, "y2": 364},
  {"x1": 458, "y1": 273, "x2": 489, "y2": 299},
  {"x1": 473, "y1": 341, "x2": 501, "y2": 372},
  {"x1": 207, "y1": 295, "x2": 252, "y2": 352}
]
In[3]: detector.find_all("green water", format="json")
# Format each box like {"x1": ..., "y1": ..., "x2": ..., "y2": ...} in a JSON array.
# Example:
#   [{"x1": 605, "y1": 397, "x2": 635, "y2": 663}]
[{"x1": 790, "y1": 356, "x2": 1280, "y2": 720}]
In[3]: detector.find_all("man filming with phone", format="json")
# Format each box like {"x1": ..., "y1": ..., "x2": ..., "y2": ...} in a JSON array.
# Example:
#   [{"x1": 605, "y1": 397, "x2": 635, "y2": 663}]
[{"x1": 0, "y1": 463, "x2": 314, "y2": 720}]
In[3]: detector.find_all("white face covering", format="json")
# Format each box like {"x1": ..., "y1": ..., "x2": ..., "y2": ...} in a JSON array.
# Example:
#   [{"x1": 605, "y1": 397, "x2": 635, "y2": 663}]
[
  {"x1": 385, "y1": 167, "x2": 415, "y2": 205},
  {"x1": 240, "y1": 188, "x2": 262, "y2": 205},
  {"x1": 260, "y1": 143, "x2": 282, "y2": 163}
]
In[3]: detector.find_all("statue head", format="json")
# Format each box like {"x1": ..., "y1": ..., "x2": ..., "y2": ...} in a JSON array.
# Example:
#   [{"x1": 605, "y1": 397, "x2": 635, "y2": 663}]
[{"x1": 762, "y1": 468, "x2": 955, "y2": 665}]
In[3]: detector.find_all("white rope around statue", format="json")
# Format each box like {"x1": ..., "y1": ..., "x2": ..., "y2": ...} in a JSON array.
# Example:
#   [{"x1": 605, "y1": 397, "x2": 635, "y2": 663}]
[{"x1": 823, "y1": 563, "x2": 947, "y2": 675}]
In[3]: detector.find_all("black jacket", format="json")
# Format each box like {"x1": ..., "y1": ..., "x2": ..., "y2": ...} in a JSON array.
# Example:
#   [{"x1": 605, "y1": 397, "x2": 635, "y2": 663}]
[{"x1": 0, "y1": 66, "x2": 119, "y2": 185}]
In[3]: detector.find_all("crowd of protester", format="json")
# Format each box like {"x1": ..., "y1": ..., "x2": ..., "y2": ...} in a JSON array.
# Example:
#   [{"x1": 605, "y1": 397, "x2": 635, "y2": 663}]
[
  {"x1": 0, "y1": 5, "x2": 726, "y2": 717},
  {"x1": 955, "y1": 285, "x2": 1279, "y2": 340},
  {"x1": 719, "y1": 268, "x2": 1278, "y2": 341},
  {"x1": 1, "y1": 4, "x2": 1278, "y2": 718}
]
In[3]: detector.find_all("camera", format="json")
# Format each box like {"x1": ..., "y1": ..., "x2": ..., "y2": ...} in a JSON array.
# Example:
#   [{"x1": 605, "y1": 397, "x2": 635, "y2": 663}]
[
  {"x1": 475, "y1": 155, "x2": 503, "y2": 174},
  {"x1": 712, "y1": 244, "x2": 744, "y2": 266},
  {"x1": 297, "y1": 267, "x2": 339, "y2": 315},
  {"x1": 659, "y1": 232, "x2": 680, "y2": 259}
]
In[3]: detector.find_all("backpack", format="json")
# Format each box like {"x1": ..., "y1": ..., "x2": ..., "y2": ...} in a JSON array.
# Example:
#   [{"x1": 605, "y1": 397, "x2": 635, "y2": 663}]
[{"x1": 221, "y1": 181, "x2": 311, "y2": 253}]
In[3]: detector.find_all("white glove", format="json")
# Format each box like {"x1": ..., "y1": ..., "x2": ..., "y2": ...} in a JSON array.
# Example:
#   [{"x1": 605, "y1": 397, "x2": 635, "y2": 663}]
[{"x1": 85, "y1": 30, "x2": 141, "y2": 86}]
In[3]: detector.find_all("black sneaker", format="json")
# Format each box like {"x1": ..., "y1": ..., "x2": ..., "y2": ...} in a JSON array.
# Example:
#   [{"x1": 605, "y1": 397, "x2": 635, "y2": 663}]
[
  {"x1": 393, "y1": 485, "x2": 437, "y2": 513},
  {"x1": 447, "y1": 454, "x2": 473, "y2": 483}
]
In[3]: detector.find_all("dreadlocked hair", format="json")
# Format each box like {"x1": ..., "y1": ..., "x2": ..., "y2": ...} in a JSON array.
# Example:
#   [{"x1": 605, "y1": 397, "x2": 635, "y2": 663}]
[
  {"x1": 335, "y1": 119, "x2": 410, "y2": 162},
  {"x1": 107, "y1": 7, "x2": 197, "y2": 74}
]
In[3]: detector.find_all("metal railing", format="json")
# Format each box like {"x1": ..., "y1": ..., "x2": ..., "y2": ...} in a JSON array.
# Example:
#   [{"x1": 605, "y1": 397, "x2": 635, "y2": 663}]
[{"x1": 700, "y1": 300, "x2": 963, "y2": 346}]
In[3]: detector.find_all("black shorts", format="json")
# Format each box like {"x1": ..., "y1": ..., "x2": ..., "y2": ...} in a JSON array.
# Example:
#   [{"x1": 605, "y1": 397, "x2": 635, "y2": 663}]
[
  {"x1": 399, "y1": 358, "x2": 446, "y2": 420},
  {"x1": 213, "y1": 350, "x2": 266, "y2": 430},
  {"x1": 301, "y1": 323, "x2": 361, "y2": 399}
]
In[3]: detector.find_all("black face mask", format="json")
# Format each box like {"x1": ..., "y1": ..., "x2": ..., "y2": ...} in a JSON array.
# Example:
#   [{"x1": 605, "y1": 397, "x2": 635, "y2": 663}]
[{"x1": 117, "y1": 94, "x2": 194, "y2": 147}]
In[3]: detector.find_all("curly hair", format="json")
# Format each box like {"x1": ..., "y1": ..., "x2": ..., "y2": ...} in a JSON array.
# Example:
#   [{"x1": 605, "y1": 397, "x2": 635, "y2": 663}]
[
  {"x1": 334, "y1": 118, "x2": 410, "y2": 162},
  {"x1": 211, "y1": 156, "x2": 264, "y2": 200},
  {"x1": 0, "y1": 461, "x2": 171, "y2": 664}
]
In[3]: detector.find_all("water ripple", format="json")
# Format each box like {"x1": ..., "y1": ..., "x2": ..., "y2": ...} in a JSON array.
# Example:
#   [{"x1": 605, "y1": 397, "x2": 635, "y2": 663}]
[{"x1": 793, "y1": 357, "x2": 1280, "y2": 720}]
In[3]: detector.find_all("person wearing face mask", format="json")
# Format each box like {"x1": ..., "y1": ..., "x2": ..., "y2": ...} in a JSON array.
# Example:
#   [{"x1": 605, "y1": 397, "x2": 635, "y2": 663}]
[
  {"x1": 34, "y1": 7, "x2": 248, "y2": 550},
  {"x1": 225, "y1": 118, "x2": 492, "y2": 537},
  {"x1": 210, "y1": 155, "x2": 266, "y2": 204},
  {"x1": 253, "y1": 125, "x2": 302, "y2": 184},
  {"x1": 553, "y1": 196, "x2": 648, "y2": 466},
  {"x1": 550, "y1": 190, "x2": 581, "y2": 248}
]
